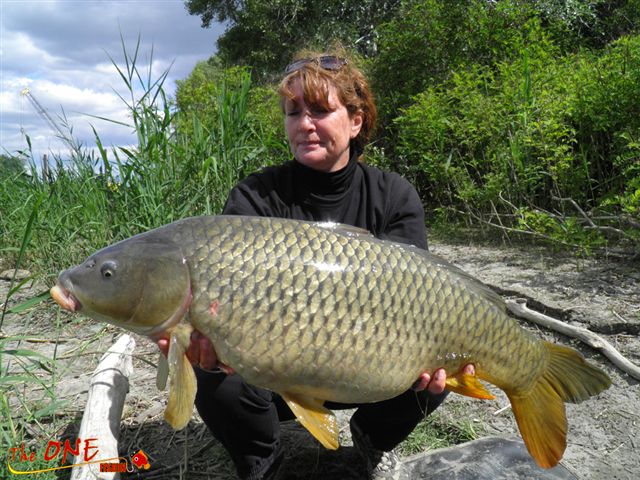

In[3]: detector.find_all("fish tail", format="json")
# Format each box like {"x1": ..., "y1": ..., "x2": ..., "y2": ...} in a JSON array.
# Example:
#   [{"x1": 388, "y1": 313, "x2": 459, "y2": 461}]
[{"x1": 506, "y1": 342, "x2": 611, "y2": 469}]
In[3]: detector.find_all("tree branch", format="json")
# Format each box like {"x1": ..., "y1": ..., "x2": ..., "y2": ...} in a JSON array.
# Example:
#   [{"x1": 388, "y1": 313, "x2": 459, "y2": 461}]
[{"x1": 553, "y1": 195, "x2": 638, "y2": 241}]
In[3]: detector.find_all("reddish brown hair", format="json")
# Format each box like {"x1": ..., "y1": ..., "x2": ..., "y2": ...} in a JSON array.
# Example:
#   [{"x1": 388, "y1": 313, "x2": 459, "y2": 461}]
[{"x1": 278, "y1": 50, "x2": 377, "y2": 155}]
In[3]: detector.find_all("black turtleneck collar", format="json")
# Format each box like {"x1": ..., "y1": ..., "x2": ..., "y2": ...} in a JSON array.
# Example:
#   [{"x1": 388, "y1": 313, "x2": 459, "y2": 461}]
[{"x1": 293, "y1": 147, "x2": 358, "y2": 197}]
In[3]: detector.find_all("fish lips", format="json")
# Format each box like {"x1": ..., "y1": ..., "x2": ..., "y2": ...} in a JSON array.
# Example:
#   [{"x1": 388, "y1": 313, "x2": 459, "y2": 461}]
[{"x1": 50, "y1": 275, "x2": 82, "y2": 312}]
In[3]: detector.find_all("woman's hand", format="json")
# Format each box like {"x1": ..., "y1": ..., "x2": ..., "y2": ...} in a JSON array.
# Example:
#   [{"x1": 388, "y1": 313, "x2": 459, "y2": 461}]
[
  {"x1": 413, "y1": 364, "x2": 475, "y2": 394},
  {"x1": 156, "y1": 330, "x2": 220, "y2": 371}
]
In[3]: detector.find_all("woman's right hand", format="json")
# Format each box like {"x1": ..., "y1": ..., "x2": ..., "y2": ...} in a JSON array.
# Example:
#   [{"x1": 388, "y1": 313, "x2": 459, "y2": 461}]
[{"x1": 156, "y1": 330, "x2": 220, "y2": 371}]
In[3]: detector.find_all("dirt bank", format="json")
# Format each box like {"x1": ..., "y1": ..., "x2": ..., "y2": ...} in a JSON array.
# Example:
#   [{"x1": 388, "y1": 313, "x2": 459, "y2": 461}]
[{"x1": 431, "y1": 242, "x2": 640, "y2": 480}]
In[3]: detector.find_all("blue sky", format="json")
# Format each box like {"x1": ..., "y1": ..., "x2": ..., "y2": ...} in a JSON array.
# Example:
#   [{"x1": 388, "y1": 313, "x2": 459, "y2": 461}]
[{"x1": 0, "y1": 0, "x2": 224, "y2": 163}]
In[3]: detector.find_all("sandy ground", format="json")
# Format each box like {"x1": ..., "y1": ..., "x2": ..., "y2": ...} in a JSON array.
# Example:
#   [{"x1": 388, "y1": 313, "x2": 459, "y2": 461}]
[
  {"x1": 1, "y1": 240, "x2": 638, "y2": 479},
  {"x1": 430, "y1": 242, "x2": 640, "y2": 480}
]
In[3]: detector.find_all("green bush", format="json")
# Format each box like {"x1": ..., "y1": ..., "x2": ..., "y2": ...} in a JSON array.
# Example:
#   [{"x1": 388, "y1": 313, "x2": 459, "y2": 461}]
[
  {"x1": 393, "y1": 28, "x2": 640, "y2": 250},
  {"x1": 568, "y1": 35, "x2": 640, "y2": 198},
  {"x1": 372, "y1": 0, "x2": 640, "y2": 127},
  {"x1": 371, "y1": 1, "x2": 557, "y2": 125}
]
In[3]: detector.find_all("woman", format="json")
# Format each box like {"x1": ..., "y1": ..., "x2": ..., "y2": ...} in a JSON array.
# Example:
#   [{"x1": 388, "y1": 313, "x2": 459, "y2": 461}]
[{"x1": 158, "y1": 50, "x2": 473, "y2": 480}]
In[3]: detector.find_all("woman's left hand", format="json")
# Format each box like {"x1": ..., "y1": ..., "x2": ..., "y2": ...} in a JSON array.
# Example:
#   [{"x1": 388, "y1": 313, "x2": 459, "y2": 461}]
[{"x1": 413, "y1": 364, "x2": 475, "y2": 394}]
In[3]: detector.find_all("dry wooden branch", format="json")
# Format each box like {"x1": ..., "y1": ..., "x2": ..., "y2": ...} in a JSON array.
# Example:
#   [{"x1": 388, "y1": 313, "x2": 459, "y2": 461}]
[
  {"x1": 0, "y1": 332, "x2": 68, "y2": 343},
  {"x1": 448, "y1": 204, "x2": 580, "y2": 249},
  {"x1": 553, "y1": 196, "x2": 637, "y2": 241},
  {"x1": 506, "y1": 299, "x2": 640, "y2": 381},
  {"x1": 552, "y1": 196, "x2": 596, "y2": 227},
  {"x1": 70, "y1": 334, "x2": 136, "y2": 480}
]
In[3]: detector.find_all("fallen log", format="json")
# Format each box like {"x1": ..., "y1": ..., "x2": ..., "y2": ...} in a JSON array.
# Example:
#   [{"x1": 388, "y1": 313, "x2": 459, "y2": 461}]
[
  {"x1": 506, "y1": 299, "x2": 640, "y2": 381},
  {"x1": 70, "y1": 334, "x2": 135, "y2": 480}
]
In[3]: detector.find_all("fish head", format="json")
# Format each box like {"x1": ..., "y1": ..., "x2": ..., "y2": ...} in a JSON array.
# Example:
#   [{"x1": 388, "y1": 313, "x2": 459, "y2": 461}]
[{"x1": 51, "y1": 236, "x2": 191, "y2": 336}]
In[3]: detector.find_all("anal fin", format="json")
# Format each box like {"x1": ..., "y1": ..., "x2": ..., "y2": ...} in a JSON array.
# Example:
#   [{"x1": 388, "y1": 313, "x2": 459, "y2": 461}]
[
  {"x1": 445, "y1": 372, "x2": 495, "y2": 400},
  {"x1": 164, "y1": 324, "x2": 196, "y2": 429},
  {"x1": 281, "y1": 392, "x2": 339, "y2": 450}
]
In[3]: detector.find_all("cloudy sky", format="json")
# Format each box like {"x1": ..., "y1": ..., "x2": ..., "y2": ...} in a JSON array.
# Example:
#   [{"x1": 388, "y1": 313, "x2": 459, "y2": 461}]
[{"x1": 1, "y1": 0, "x2": 224, "y2": 164}]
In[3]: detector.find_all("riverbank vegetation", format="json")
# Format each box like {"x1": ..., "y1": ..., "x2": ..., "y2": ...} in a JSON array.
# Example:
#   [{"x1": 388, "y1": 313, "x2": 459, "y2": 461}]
[{"x1": 2, "y1": 1, "x2": 638, "y2": 280}]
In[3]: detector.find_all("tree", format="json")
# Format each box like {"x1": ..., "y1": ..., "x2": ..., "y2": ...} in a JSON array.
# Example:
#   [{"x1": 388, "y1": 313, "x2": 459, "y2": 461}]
[
  {"x1": 185, "y1": 0, "x2": 401, "y2": 80},
  {"x1": 532, "y1": 0, "x2": 640, "y2": 48},
  {"x1": 370, "y1": 0, "x2": 640, "y2": 126}
]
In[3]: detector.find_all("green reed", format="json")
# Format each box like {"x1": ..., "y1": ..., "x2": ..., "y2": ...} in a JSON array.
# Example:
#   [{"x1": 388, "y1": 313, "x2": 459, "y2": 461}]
[
  {"x1": 1, "y1": 36, "x2": 267, "y2": 277},
  {"x1": 0, "y1": 36, "x2": 270, "y2": 478}
]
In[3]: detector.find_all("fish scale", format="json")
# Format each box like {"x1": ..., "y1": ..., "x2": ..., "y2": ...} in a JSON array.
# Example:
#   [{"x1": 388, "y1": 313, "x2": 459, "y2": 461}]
[{"x1": 51, "y1": 214, "x2": 611, "y2": 468}]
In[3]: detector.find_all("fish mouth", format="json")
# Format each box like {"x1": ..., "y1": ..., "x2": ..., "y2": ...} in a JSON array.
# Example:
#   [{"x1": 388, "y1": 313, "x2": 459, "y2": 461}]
[{"x1": 50, "y1": 284, "x2": 82, "y2": 312}]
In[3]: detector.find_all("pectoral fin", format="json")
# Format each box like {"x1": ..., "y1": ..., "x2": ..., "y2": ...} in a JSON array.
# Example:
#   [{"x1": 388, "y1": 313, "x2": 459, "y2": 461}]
[
  {"x1": 445, "y1": 371, "x2": 495, "y2": 400},
  {"x1": 156, "y1": 352, "x2": 169, "y2": 391},
  {"x1": 281, "y1": 392, "x2": 339, "y2": 450},
  {"x1": 164, "y1": 324, "x2": 196, "y2": 429}
]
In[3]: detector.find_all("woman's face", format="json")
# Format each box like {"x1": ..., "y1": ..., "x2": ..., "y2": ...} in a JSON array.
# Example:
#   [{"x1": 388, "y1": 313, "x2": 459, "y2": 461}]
[{"x1": 284, "y1": 79, "x2": 362, "y2": 172}]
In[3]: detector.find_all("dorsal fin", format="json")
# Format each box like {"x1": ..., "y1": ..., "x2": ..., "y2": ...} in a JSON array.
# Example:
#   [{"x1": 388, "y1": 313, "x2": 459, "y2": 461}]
[
  {"x1": 315, "y1": 219, "x2": 504, "y2": 310},
  {"x1": 413, "y1": 248, "x2": 506, "y2": 311},
  {"x1": 315, "y1": 221, "x2": 374, "y2": 239}
]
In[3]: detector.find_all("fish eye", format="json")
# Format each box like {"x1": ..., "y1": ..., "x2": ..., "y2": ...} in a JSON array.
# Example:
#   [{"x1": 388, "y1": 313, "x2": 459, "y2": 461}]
[{"x1": 100, "y1": 261, "x2": 117, "y2": 279}]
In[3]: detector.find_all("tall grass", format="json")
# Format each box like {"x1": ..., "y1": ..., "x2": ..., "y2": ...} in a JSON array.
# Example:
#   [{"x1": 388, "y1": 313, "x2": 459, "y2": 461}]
[
  {"x1": 0, "y1": 192, "x2": 67, "y2": 480},
  {"x1": 0, "y1": 37, "x2": 271, "y2": 478},
  {"x1": 1, "y1": 38, "x2": 268, "y2": 277}
]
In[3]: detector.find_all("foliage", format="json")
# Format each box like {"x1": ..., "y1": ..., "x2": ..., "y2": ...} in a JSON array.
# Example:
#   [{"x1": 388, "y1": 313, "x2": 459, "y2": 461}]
[
  {"x1": 174, "y1": 58, "x2": 290, "y2": 186},
  {"x1": 370, "y1": 0, "x2": 640, "y2": 125},
  {"x1": 246, "y1": 84, "x2": 290, "y2": 163},
  {"x1": 184, "y1": 1, "x2": 640, "y2": 83},
  {"x1": 0, "y1": 195, "x2": 70, "y2": 480},
  {"x1": 547, "y1": 0, "x2": 640, "y2": 48},
  {"x1": 0, "y1": 154, "x2": 25, "y2": 176},
  {"x1": 371, "y1": 0, "x2": 494, "y2": 121},
  {"x1": 393, "y1": 30, "x2": 640, "y2": 252},
  {"x1": 185, "y1": 0, "x2": 401, "y2": 79},
  {"x1": 174, "y1": 57, "x2": 247, "y2": 133}
]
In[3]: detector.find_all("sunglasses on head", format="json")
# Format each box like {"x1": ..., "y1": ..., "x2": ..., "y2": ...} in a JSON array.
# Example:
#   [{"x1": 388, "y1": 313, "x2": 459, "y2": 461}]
[{"x1": 284, "y1": 55, "x2": 348, "y2": 75}]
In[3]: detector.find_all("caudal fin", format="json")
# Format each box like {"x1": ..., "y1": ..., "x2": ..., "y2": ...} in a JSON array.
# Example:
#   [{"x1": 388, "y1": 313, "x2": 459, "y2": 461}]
[{"x1": 507, "y1": 342, "x2": 611, "y2": 469}]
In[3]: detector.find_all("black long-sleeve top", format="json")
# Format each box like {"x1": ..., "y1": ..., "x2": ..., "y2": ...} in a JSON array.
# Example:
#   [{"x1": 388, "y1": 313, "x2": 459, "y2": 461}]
[{"x1": 222, "y1": 150, "x2": 428, "y2": 250}]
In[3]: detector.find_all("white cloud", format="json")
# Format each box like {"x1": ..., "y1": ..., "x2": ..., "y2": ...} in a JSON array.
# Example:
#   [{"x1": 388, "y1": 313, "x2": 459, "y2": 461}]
[
  {"x1": 0, "y1": 0, "x2": 223, "y2": 160},
  {"x1": 2, "y1": 30, "x2": 62, "y2": 70}
]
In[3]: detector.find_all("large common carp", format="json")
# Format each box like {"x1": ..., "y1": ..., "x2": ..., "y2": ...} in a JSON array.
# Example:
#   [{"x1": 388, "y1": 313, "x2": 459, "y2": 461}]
[{"x1": 50, "y1": 215, "x2": 610, "y2": 469}]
